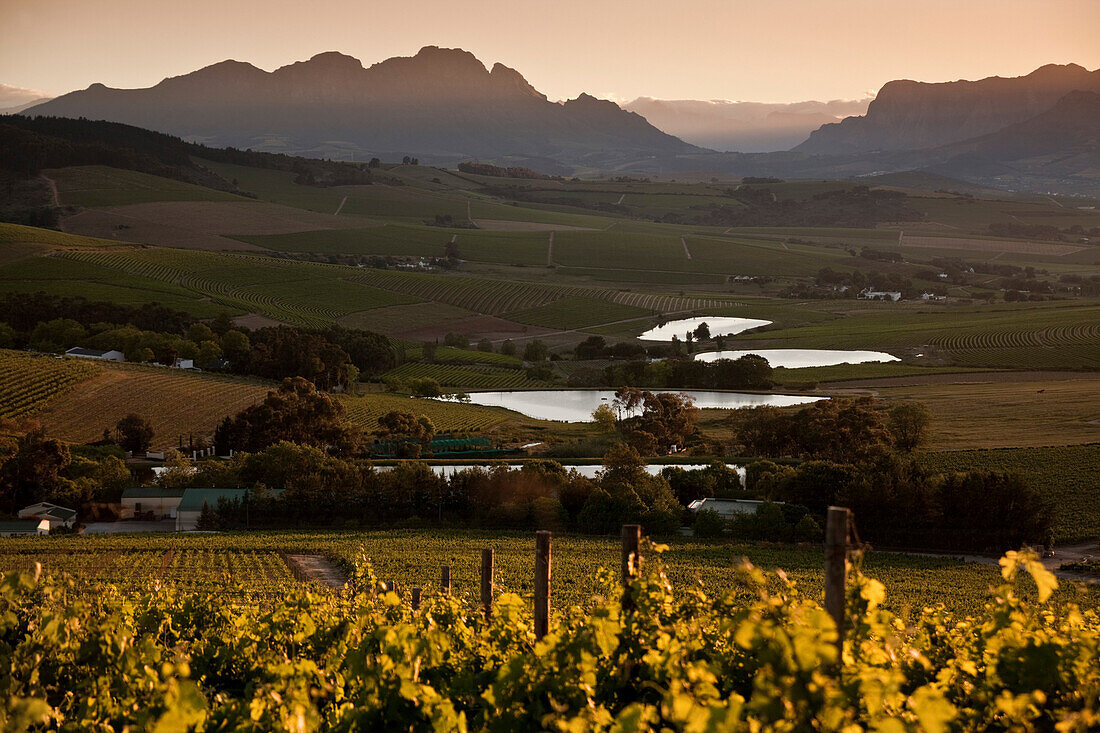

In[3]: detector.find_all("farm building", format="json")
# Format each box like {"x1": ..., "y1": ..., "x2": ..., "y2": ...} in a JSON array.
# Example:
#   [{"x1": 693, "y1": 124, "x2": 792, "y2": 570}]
[
  {"x1": 175, "y1": 488, "x2": 250, "y2": 531},
  {"x1": 64, "y1": 347, "x2": 125, "y2": 361},
  {"x1": 17, "y1": 502, "x2": 77, "y2": 530},
  {"x1": 121, "y1": 487, "x2": 186, "y2": 520},
  {"x1": 687, "y1": 498, "x2": 769, "y2": 518},
  {"x1": 858, "y1": 289, "x2": 902, "y2": 302},
  {"x1": 0, "y1": 519, "x2": 50, "y2": 536}
]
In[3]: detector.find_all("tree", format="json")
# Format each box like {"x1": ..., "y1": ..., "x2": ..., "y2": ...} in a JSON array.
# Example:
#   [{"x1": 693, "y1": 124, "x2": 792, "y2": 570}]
[
  {"x1": 214, "y1": 377, "x2": 360, "y2": 456},
  {"x1": 220, "y1": 329, "x2": 251, "y2": 364},
  {"x1": 615, "y1": 389, "x2": 700, "y2": 455},
  {"x1": 377, "y1": 411, "x2": 435, "y2": 446},
  {"x1": 116, "y1": 414, "x2": 154, "y2": 453},
  {"x1": 156, "y1": 450, "x2": 194, "y2": 489},
  {"x1": 368, "y1": 158, "x2": 381, "y2": 168},
  {"x1": 694, "y1": 322, "x2": 711, "y2": 341},
  {"x1": 591, "y1": 404, "x2": 617, "y2": 434},
  {"x1": 197, "y1": 340, "x2": 223, "y2": 367},
  {"x1": 408, "y1": 378, "x2": 443, "y2": 398},
  {"x1": 477, "y1": 338, "x2": 493, "y2": 353},
  {"x1": 888, "y1": 402, "x2": 933, "y2": 452},
  {"x1": 574, "y1": 336, "x2": 608, "y2": 360},
  {"x1": 500, "y1": 340, "x2": 516, "y2": 357},
  {"x1": 187, "y1": 323, "x2": 215, "y2": 343},
  {"x1": 29, "y1": 318, "x2": 85, "y2": 352},
  {"x1": 0, "y1": 427, "x2": 71, "y2": 512},
  {"x1": 444, "y1": 333, "x2": 469, "y2": 348},
  {"x1": 523, "y1": 340, "x2": 549, "y2": 362}
]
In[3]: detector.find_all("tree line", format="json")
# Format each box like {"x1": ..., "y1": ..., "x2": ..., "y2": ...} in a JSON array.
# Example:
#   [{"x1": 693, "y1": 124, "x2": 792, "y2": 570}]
[{"x1": 0, "y1": 293, "x2": 395, "y2": 388}]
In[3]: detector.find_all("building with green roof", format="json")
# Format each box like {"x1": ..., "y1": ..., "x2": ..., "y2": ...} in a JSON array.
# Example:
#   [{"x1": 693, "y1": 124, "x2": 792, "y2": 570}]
[
  {"x1": 176, "y1": 488, "x2": 250, "y2": 531},
  {"x1": 121, "y1": 487, "x2": 187, "y2": 520}
]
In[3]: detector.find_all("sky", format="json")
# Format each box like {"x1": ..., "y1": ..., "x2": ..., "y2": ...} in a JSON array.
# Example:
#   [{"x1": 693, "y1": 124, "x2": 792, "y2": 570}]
[{"x1": 1, "y1": 0, "x2": 1098, "y2": 104}]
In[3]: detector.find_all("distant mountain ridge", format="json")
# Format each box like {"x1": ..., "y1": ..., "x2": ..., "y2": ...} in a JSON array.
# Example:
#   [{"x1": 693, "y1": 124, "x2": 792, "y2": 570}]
[
  {"x1": 795, "y1": 63, "x2": 1100, "y2": 155},
  {"x1": 622, "y1": 97, "x2": 870, "y2": 152},
  {"x1": 23, "y1": 47, "x2": 700, "y2": 168}
]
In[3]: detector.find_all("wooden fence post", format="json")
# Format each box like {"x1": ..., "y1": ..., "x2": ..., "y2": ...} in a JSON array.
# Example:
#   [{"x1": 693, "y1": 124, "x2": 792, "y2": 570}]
[
  {"x1": 825, "y1": 506, "x2": 850, "y2": 649},
  {"x1": 621, "y1": 524, "x2": 641, "y2": 609},
  {"x1": 411, "y1": 587, "x2": 422, "y2": 611},
  {"x1": 441, "y1": 565, "x2": 451, "y2": 595},
  {"x1": 480, "y1": 549, "x2": 494, "y2": 621},
  {"x1": 534, "y1": 530, "x2": 551, "y2": 639}
]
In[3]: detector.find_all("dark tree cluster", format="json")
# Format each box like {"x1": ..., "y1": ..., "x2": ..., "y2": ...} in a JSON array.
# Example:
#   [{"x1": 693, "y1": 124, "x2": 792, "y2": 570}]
[
  {"x1": 181, "y1": 444, "x2": 684, "y2": 536},
  {"x1": 682, "y1": 186, "x2": 923, "y2": 228},
  {"x1": 457, "y1": 162, "x2": 558, "y2": 180},
  {"x1": 213, "y1": 377, "x2": 360, "y2": 456},
  {"x1": 0, "y1": 292, "x2": 194, "y2": 334},
  {"x1": 730, "y1": 398, "x2": 1050, "y2": 552},
  {"x1": 0, "y1": 115, "x2": 373, "y2": 201},
  {"x1": 0, "y1": 293, "x2": 396, "y2": 385},
  {"x1": 570, "y1": 356, "x2": 773, "y2": 391}
]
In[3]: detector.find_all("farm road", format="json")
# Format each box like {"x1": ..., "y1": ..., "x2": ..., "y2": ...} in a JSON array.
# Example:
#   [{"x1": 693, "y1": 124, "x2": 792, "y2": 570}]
[{"x1": 285, "y1": 554, "x2": 347, "y2": 589}]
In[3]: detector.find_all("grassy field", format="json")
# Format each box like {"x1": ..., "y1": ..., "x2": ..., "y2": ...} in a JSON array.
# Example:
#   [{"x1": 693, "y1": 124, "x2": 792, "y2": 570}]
[
  {"x1": 380, "y1": 362, "x2": 551, "y2": 390},
  {"x1": 918, "y1": 444, "x2": 1100, "y2": 543},
  {"x1": 0, "y1": 530, "x2": 1094, "y2": 615},
  {"x1": 735, "y1": 300, "x2": 1100, "y2": 369},
  {"x1": 0, "y1": 221, "x2": 127, "y2": 248},
  {"x1": 46, "y1": 165, "x2": 247, "y2": 206},
  {"x1": 872, "y1": 376, "x2": 1100, "y2": 450},
  {"x1": 341, "y1": 392, "x2": 517, "y2": 433},
  {"x1": 770, "y1": 362, "x2": 994, "y2": 386}
]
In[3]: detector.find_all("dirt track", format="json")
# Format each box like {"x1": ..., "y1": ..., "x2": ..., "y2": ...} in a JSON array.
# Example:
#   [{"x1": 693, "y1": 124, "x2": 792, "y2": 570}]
[
  {"x1": 471, "y1": 219, "x2": 596, "y2": 232},
  {"x1": 284, "y1": 554, "x2": 347, "y2": 589}
]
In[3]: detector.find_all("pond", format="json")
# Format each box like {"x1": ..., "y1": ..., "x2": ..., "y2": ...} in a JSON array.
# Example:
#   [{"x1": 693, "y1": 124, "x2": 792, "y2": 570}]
[
  {"x1": 693, "y1": 348, "x2": 899, "y2": 369},
  {"x1": 639, "y1": 316, "x2": 772, "y2": 341},
  {"x1": 442, "y1": 389, "x2": 822, "y2": 422},
  {"x1": 375, "y1": 463, "x2": 745, "y2": 482}
]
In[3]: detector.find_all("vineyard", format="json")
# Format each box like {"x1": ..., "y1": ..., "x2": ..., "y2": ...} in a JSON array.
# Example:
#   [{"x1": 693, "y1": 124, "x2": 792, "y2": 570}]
[
  {"x1": 381, "y1": 362, "x2": 551, "y2": 390},
  {"x1": 0, "y1": 547, "x2": 306, "y2": 604},
  {"x1": 33, "y1": 363, "x2": 270, "y2": 448},
  {"x1": 1, "y1": 529, "x2": 1091, "y2": 614},
  {"x1": 0, "y1": 351, "x2": 100, "y2": 419},
  {"x1": 3, "y1": 535, "x2": 1099, "y2": 730},
  {"x1": 505, "y1": 296, "x2": 654, "y2": 330}
]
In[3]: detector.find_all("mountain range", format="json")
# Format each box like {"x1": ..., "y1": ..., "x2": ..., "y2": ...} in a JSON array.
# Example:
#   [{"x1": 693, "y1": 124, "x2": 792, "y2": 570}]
[
  {"x1": 795, "y1": 63, "x2": 1100, "y2": 155},
  {"x1": 13, "y1": 52, "x2": 1100, "y2": 195},
  {"x1": 622, "y1": 97, "x2": 870, "y2": 153},
  {"x1": 23, "y1": 47, "x2": 698, "y2": 169}
]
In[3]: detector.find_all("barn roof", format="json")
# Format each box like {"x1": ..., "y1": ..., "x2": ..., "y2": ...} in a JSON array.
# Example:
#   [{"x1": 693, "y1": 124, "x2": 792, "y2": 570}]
[
  {"x1": 122, "y1": 487, "x2": 187, "y2": 500},
  {"x1": 177, "y1": 488, "x2": 250, "y2": 513}
]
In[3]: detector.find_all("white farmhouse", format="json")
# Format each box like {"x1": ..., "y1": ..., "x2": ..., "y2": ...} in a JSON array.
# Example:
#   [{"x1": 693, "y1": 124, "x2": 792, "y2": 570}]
[
  {"x1": 65, "y1": 347, "x2": 125, "y2": 362},
  {"x1": 687, "y1": 498, "x2": 770, "y2": 518},
  {"x1": 17, "y1": 502, "x2": 77, "y2": 530}
]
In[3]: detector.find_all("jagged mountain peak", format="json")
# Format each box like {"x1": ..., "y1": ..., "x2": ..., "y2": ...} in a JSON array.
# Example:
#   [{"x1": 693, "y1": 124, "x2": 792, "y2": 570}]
[
  {"x1": 21, "y1": 47, "x2": 697, "y2": 168},
  {"x1": 795, "y1": 63, "x2": 1100, "y2": 155}
]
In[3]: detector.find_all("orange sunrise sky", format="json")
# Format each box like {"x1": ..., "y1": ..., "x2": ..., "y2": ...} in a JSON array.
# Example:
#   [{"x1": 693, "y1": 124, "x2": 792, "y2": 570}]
[{"x1": 1, "y1": 0, "x2": 1098, "y2": 103}]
